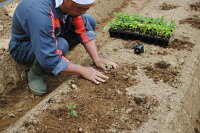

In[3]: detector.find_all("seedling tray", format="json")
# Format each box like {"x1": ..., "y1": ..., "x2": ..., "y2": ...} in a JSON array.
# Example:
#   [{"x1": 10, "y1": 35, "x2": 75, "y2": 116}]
[{"x1": 109, "y1": 28, "x2": 169, "y2": 48}]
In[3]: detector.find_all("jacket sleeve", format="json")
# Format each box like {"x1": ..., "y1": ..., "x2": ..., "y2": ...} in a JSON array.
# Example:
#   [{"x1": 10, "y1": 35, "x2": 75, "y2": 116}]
[
  {"x1": 72, "y1": 15, "x2": 96, "y2": 44},
  {"x1": 27, "y1": 7, "x2": 69, "y2": 75}
]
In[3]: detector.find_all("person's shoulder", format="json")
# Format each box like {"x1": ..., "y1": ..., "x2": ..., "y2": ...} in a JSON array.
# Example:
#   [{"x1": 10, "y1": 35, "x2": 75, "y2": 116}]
[{"x1": 20, "y1": 0, "x2": 53, "y2": 10}]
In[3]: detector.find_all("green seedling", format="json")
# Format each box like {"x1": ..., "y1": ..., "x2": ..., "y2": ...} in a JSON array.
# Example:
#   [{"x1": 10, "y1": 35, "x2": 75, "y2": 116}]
[
  {"x1": 108, "y1": 65, "x2": 114, "y2": 69},
  {"x1": 102, "y1": 64, "x2": 114, "y2": 70},
  {"x1": 67, "y1": 104, "x2": 78, "y2": 117},
  {"x1": 106, "y1": 12, "x2": 176, "y2": 39}
]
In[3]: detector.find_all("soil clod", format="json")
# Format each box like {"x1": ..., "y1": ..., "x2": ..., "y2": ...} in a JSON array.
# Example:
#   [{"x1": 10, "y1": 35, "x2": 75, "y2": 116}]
[
  {"x1": 144, "y1": 61, "x2": 180, "y2": 87},
  {"x1": 159, "y1": 2, "x2": 179, "y2": 10},
  {"x1": 190, "y1": 2, "x2": 200, "y2": 12},
  {"x1": 179, "y1": 16, "x2": 200, "y2": 30},
  {"x1": 169, "y1": 38, "x2": 195, "y2": 51}
]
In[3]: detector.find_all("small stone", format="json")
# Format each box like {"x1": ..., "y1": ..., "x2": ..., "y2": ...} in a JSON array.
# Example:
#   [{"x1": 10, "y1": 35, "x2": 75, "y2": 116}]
[
  {"x1": 78, "y1": 127, "x2": 83, "y2": 132},
  {"x1": 71, "y1": 84, "x2": 78, "y2": 89},
  {"x1": 126, "y1": 73, "x2": 131, "y2": 77},
  {"x1": 122, "y1": 75, "x2": 128, "y2": 79},
  {"x1": 136, "y1": 121, "x2": 140, "y2": 125},
  {"x1": 126, "y1": 108, "x2": 133, "y2": 114},
  {"x1": 116, "y1": 90, "x2": 122, "y2": 95},
  {"x1": 9, "y1": 113, "x2": 15, "y2": 118},
  {"x1": 31, "y1": 94, "x2": 35, "y2": 99}
]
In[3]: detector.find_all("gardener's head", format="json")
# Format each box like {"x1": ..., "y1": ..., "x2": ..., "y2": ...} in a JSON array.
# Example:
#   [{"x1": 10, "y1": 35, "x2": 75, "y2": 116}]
[{"x1": 60, "y1": 0, "x2": 95, "y2": 16}]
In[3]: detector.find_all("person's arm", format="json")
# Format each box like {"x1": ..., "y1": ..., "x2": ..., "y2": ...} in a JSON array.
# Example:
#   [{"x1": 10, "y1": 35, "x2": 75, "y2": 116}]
[
  {"x1": 83, "y1": 40, "x2": 119, "y2": 70},
  {"x1": 61, "y1": 63, "x2": 108, "y2": 84}
]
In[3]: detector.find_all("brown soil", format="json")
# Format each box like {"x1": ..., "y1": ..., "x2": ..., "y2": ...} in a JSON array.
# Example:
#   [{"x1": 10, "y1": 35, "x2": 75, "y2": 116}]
[
  {"x1": 29, "y1": 64, "x2": 159, "y2": 132},
  {"x1": 0, "y1": 48, "x2": 70, "y2": 132},
  {"x1": 169, "y1": 38, "x2": 195, "y2": 51},
  {"x1": 195, "y1": 112, "x2": 200, "y2": 133},
  {"x1": 1, "y1": 0, "x2": 200, "y2": 132},
  {"x1": 190, "y1": 2, "x2": 200, "y2": 12},
  {"x1": 195, "y1": 128, "x2": 200, "y2": 133},
  {"x1": 144, "y1": 61, "x2": 180, "y2": 88},
  {"x1": 159, "y1": 2, "x2": 179, "y2": 10},
  {"x1": 0, "y1": 84, "x2": 42, "y2": 131},
  {"x1": 0, "y1": 48, "x2": 43, "y2": 132},
  {"x1": 179, "y1": 16, "x2": 200, "y2": 30},
  {"x1": 0, "y1": 68, "x2": 72, "y2": 132},
  {"x1": 0, "y1": 7, "x2": 11, "y2": 38}
]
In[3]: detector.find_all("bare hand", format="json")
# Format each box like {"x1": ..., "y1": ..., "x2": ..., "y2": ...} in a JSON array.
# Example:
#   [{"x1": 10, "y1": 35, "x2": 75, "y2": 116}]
[
  {"x1": 94, "y1": 59, "x2": 119, "y2": 71},
  {"x1": 81, "y1": 67, "x2": 109, "y2": 84}
]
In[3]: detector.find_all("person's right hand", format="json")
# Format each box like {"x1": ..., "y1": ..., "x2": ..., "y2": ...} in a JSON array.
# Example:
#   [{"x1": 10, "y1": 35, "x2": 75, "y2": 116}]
[{"x1": 80, "y1": 67, "x2": 109, "y2": 84}]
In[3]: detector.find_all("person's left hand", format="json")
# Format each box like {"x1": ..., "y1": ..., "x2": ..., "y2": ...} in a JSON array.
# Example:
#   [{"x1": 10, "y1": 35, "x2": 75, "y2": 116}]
[{"x1": 94, "y1": 58, "x2": 119, "y2": 71}]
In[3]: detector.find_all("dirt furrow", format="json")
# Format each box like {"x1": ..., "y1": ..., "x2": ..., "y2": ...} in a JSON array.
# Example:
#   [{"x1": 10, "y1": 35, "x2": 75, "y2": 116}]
[{"x1": 0, "y1": 0, "x2": 200, "y2": 132}]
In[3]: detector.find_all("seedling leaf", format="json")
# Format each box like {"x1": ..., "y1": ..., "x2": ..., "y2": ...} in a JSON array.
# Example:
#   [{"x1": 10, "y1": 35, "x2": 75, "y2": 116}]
[
  {"x1": 67, "y1": 104, "x2": 78, "y2": 117},
  {"x1": 72, "y1": 110, "x2": 78, "y2": 117}
]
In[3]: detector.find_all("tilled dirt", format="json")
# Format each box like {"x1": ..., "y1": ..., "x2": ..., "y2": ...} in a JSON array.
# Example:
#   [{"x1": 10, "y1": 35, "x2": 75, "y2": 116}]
[
  {"x1": 196, "y1": 113, "x2": 200, "y2": 133},
  {"x1": 159, "y1": 2, "x2": 179, "y2": 10},
  {"x1": 1, "y1": 0, "x2": 200, "y2": 132},
  {"x1": 31, "y1": 64, "x2": 158, "y2": 132},
  {"x1": 169, "y1": 38, "x2": 195, "y2": 51},
  {"x1": 179, "y1": 15, "x2": 200, "y2": 30},
  {"x1": 190, "y1": 2, "x2": 200, "y2": 12},
  {"x1": 0, "y1": 7, "x2": 11, "y2": 38},
  {"x1": 144, "y1": 61, "x2": 180, "y2": 88}
]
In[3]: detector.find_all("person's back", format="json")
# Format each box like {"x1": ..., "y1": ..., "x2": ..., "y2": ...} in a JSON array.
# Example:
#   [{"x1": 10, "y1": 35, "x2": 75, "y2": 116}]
[
  {"x1": 11, "y1": 0, "x2": 49, "y2": 40},
  {"x1": 9, "y1": 0, "x2": 61, "y2": 63},
  {"x1": 9, "y1": 0, "x2": 118, "y2": 96}
]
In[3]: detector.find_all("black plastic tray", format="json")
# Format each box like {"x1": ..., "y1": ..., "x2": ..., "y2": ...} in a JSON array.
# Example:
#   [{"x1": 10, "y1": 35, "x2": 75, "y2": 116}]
[{"x1": 109, "y1": 28, "x2": 170, "y2": 48}]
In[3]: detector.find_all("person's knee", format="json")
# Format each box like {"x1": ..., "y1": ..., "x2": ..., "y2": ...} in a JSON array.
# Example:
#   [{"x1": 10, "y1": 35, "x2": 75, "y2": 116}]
[
  {"x1": 56, "y1": 37, "x2": 69, "y2": 56},
  {"x1": 82, "y1": 14, "x2": 97, "y2": 30}
]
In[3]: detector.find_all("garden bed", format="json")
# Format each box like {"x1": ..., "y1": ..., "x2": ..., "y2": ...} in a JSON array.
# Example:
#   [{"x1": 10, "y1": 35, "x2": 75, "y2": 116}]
[{"x1": 1, "y1": 0, "x2": 200, "y2": 133}]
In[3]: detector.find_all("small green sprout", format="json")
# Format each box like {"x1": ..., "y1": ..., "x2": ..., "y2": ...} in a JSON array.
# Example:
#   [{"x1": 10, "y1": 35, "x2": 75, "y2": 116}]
[
  {"x1": 102, "y1": 64, "x2": 114, "y2": 69},
  {"x1": 67, "y1": 104, "x2": 78, "y2": 117},
  {"x1": 108, "y1": 65, "x2": 113, "y2": 69}
]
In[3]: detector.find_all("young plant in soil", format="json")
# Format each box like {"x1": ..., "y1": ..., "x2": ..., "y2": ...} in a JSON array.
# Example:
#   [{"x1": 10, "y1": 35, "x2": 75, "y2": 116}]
[
  {"x1": 67, "y1": 104, "x2": 78, "y2": 117},
  {"x1": 102, "y1": 64, "x2": 114, "y2": 70}
]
